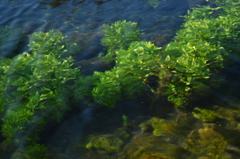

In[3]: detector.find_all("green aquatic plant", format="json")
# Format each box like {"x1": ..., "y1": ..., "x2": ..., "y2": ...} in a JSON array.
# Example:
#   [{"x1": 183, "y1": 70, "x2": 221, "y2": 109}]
[
  {"x1": 122, "y1": 115, "x2": 128, "y2": 127},
  {"x1": 0, "y1": 30, "x2": 84, "y2": 145},
  {"x1": 139, "y1": 117, "x2": 173, "y2": 136},
  {"x1": 192, "y1": 107, "x2": 218, "y2": 122},
  {"x1": 92, "y1": 41, "x2": 160, "y2": 107},
  {"x1": 10, "y1": 144, "x2": 48, "y2": 159},
  {"x1": 99, "y1": 20, "x2": 140, "y2": 62},
  {"x1": 93, "y1": 0, "x2": 240, "y2": 108},
  {"x1": 186, "y1": 123, "x2": 228, "y2": 158},
  {"x1": 155, "y1": 1, "x2": 240, "y2": 107},
  {"x1": 86, "y1": 135, "x2": 124, "y2": 152}
]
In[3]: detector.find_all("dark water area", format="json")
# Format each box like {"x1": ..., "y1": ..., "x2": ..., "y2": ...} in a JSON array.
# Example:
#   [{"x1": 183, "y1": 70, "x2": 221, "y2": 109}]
[{"x1": 3, "y1": 0, "x2": 240, "y2": 158}]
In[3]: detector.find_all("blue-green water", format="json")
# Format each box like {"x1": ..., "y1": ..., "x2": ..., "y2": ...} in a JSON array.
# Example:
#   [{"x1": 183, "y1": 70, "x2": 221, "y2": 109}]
[
  {"x1": 1, "y1": 0, "x2": 191, "y2": 57},
  {"x1": 2, "y1": 0, "x2": 240, "y2": 158}
]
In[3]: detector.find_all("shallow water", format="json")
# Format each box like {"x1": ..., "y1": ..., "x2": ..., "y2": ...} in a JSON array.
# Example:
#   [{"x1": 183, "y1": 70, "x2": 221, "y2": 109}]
[
  {"x1": 2, "y1": 0, "x2": 240, "y2": 158},
  {"x1": 0, "y1": 0, "x2": 192, "y2": 58}
]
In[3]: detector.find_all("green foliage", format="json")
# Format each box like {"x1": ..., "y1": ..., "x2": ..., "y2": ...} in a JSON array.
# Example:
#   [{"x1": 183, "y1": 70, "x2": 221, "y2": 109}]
[
  {"x1": 92, "y1": 41, "x2": 160, "y2": 107},
  {"x1": 29, "y1": 30, "x2": 80, "y2": 58},
  {"x1": 10, "y1": 144, "x2": 48, "y2": 159},
  {"x1": 122, "y1": 115, "x2": 128, "y2": 127},
  {"x1": 100, "y1": 20, "x2": 140, "y2": 62},
  {"x1": 95, "y1": 0, "x2": 240, "y2": 108},
  {"x1": 192, "y1": 107, "x2": 218, "y2": 122},
  {"x1": 86, "y1": 135, "x2": 124, "y2": 152},
  {"x1": 0, "y1": 26, "x2": 23, "y2": 57},
  {"x1": 88, "y1": 0, "x2": 240, "y2": 109},
  {"x1": 156, "y1": 1, "x2": 240, "y2": 107},
  {"x1": 0, "y1": 30, "x2": 84, "y2": 145},
  {"x1": 186, "y1": 124, "x2": 228, "y2": 158}
]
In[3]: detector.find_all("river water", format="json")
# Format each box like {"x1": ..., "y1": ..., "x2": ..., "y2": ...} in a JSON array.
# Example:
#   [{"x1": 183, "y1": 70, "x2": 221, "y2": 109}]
[
  {"x1": 0, "y1": 0, "x2": 195, "y2": 58},
  {"x1": 3, "y1": 0, "x2": 239, "y2": 158}
]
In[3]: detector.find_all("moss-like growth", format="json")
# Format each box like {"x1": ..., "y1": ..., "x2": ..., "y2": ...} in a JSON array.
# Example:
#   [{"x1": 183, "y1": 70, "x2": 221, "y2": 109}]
[
  {"x1": 123, "y1": 135, "x2": 182, "y2": 159},
  {"x1": 114, "y1": 128, "x2": 131, "y2": 141},
  {"x1": 139, "y1": 117, "x2": 173, "y2": 136},
  {"x1": 185, "y1": 123, "x2": 228, "y2": 158},
  {"x1": 10, "y1": 144, "x2": 48, "y2": 159},
  {"x1": 192, "y1": 107, "x2": 218, "y2": 122},
  {"x1": 86, "y1": 135, "x2": 124, "y2": 152},
  {"x1": 215, "y1": 106, "x2": 240, "y2": 122}
]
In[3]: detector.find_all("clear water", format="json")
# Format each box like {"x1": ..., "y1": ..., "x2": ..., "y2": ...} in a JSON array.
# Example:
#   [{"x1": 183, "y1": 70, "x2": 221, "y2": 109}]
[{"x1": 2, "y1": 0, "x2": 240, "y2": 158}]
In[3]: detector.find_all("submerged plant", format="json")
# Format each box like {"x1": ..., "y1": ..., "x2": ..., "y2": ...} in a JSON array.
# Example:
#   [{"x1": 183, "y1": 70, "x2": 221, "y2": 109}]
[
  {"x1": 155, "y1": 1, "x2": 240, "y2": 107},
  {"x1": 0, "y1": 30, "x2": 85, "y2": 147},
  {"x1": 100, "y1": 20, "x2": 140, "y2": 62},
  {"x1": 92, "y1": 41, "x2": 160, "y2": 107},
  {"x1": 192, "y1": 107, "x2": 218, "y2": 123},
  {"x1": 186, "y1": 123, "x2": 228, "y2": 158},
  {"x1": 86, "y1": 135, "x2": 124, "y2": 152},
  {"x1": 10, "y1": 144, "x2": 48, "y2": 159},
  {"x1": 122, "y1": 115, "x2": 128, "y2": 127}
]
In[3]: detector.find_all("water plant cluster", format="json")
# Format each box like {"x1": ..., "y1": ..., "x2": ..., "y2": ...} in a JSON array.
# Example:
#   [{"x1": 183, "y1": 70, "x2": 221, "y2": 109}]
[
  {"x1": 96, "y1": 0, "x2": 240, "y2": 108},
  {"x1": 0, "y1": 0, "x2": 240, "y2": 157},
  {"x1": 0, "y1": 30, "x2": 87, "y2": 157}
]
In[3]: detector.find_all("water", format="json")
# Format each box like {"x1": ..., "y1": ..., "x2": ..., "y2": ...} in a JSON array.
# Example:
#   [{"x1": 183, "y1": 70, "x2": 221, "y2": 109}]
[
  {"x1": 2, "y1": 0, "x2": 240, "y2": 158},
  {"x1": 0, "y1": 0, "x2": 191, "y2": 58}
]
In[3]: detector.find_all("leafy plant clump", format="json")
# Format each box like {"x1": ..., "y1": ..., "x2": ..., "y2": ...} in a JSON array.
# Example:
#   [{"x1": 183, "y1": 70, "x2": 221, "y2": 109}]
[
  {"x1": 92, "y1": 41, "x2": 160, "y2": 107},
  {"x1": 156, "y1": 0, "x2": 240, "y2": 107},
  {"x1": 99, "y1": 20, "x2": 140, "y2": 62},
  {"x1": 92, "y1": 0, "x2": 240, "y2": 108},
  {"x1": 0, "y1": 30, "x2": 87, "y2": 147}
]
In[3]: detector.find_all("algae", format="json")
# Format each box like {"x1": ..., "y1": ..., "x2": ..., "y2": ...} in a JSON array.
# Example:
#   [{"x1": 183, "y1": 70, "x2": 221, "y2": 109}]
[
  {"x1": 192, "y1": 107, "x2": 218, "y2": 122},
  {"x1": 86, "y1": 135, "x2": 124, "y2": 152}
]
